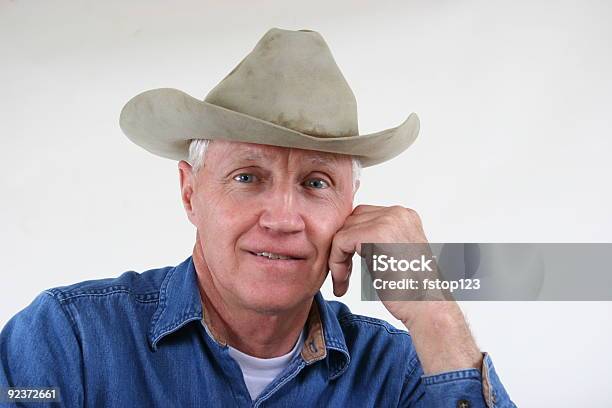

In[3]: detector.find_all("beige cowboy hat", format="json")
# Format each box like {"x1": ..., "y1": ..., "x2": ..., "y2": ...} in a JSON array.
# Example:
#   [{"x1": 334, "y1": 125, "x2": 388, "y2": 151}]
[{"x1": 119, "y1": 27, "x2": 420, "y2": 167}]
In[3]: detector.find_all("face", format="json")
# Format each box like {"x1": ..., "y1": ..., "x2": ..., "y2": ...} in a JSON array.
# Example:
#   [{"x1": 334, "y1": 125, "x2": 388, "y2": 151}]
[{"x1": 179, "y1": 140, "x2": 357, "y2": 313}]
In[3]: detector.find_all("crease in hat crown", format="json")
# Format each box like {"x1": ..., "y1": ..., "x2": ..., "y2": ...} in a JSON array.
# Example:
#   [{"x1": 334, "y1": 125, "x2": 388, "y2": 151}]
[
  {"x1": 204, "y1": 28, "x2": 359, "y2": 138},
  {"x1": 119, "y1": 27, "x2": 420, "y2": 168}
]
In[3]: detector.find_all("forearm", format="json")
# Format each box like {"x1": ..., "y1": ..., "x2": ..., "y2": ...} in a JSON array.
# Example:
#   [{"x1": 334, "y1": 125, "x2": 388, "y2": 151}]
[{"x1": 402, "y1": 301, "x2": 482, "y2": 374}]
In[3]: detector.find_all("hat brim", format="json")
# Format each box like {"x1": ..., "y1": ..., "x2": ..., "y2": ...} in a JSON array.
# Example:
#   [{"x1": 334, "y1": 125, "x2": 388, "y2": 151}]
[{"x1": 119, "y1": 88, "x2": 419, "y2": 168}]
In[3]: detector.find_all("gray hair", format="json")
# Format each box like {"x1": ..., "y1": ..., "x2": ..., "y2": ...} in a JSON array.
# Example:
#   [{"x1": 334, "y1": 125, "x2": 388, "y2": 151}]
[{"x1": 188, "y1": 139, "x2": 361, "y2": 192}]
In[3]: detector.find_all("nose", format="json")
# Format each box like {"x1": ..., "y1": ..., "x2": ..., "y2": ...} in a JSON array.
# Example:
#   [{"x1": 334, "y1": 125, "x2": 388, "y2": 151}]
[{"x1": 258, "y1": 182, "x2": 306, "y2": 234}]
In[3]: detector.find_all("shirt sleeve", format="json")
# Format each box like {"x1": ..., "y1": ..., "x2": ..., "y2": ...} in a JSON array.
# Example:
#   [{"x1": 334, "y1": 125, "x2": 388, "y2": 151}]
[
  {"x1": 0, "y1": 291, "x2": 84, "y2": 407},
  {"x1": 399, "y1": 352, "x2": 517, "y2": 408}
]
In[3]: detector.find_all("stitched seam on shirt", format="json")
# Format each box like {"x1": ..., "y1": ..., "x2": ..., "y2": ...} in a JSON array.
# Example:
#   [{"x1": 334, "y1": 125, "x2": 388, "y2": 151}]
[
  {"x1": 43, "y1": 290, "x2": 81, "y2": 341},
  {"x1": 53, "y1": 290, "x2": 160, "y2": 304},
  {"x1": 49, "y1": 283, "x2": 159, "y2": 298},
  {"x1": 254, "y1": 360, "x2": 305, "y2": 407},
  {"x1": 152, "y1": 315, "x2": 202, "y2": 344},
  {"x1": 155, "y1": 313, "x2": 203, "y2": 333},
  {"x1": 422, "y1": 376, "x2": 483, "y2": 386},
  {"x1": 405, "y1": 351, "x2": 420, "y2": 378},
  {"x1": 149, "y1": 266, "x2": 176, "y2": 331},
  {"x1": 421, "y1": 368, "x2": 482, "y2": 386},
  {"x1": 325, "y1": 339, "x2": 345, "y2": 348},
  {"x1": 42, "y1": 291, "x2": 86, "y2": 402},
  {"x1": 400, "y1": 353, "x2": 423, "y2": 405}
]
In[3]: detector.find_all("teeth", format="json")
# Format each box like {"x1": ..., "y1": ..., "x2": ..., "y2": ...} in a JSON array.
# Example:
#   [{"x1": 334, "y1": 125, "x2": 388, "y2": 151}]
[{"x1": 256, "y1": 251, "x2": 293, "y2": 260}]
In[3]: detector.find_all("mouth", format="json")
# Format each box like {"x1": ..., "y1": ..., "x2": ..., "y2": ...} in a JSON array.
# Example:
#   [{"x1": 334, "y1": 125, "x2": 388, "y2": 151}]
[{"x1": 246, "y1": 250, "x2": 307, "y2": 262}]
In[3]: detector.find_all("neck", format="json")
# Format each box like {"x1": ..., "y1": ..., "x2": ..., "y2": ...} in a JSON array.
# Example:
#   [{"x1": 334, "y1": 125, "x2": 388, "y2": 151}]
[{"x1": 192, "y1": 234, "x2": 311, "y2": 358}]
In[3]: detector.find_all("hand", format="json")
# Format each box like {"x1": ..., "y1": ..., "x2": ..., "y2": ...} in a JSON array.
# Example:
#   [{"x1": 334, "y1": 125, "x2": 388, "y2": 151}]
[
  {"x1": 328, "y1": 204, "x2": 482, "y2": 374},
  {"x1": 328, "y1": 204, "x2": 432, "y2": 324}
]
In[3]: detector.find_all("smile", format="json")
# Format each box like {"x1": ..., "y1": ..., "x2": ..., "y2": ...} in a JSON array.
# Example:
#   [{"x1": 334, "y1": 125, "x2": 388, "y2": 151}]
[
  {"x1": 252, "y1": 251, "x2": 298, "y2": 260},
  {"x1": 258, "y1": 251, "x2": 295, "y2": 260}
]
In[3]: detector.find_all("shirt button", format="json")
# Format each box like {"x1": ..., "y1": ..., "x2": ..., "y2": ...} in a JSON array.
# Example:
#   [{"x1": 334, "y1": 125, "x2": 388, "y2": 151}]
[{"x1": 457, "y1": 400, "x2": 470, "y2": 408}]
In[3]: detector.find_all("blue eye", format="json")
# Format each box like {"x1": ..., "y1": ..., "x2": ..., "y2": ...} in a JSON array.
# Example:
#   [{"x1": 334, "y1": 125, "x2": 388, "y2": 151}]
[
  {"x1": 305, "y1": 178, "x2": 329, "y2": 189},
  {"x1": 234, "y1": 173, "x2": 256, "y2": 183}
]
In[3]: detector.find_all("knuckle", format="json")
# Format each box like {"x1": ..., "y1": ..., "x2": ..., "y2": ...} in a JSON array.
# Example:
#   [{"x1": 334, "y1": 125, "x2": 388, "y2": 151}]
[
  {"x1": 381, "y1": 213, "x2": 397, "y2": 224},
  {"x1": 403, "y1": 206, "x2": 416, "y2": 216},
  {"x1": 389, "y1": 205, "x2": 418, "y2": 220},
  {"x1": 390, "y1": 204, "x2": 405, "y2": 212},
  {"x1": 354, "y1": 204, "x2": 369, "y2": 213},
  {"x1": 404, "y1": 207, "x2": 421, "y2": 221}
]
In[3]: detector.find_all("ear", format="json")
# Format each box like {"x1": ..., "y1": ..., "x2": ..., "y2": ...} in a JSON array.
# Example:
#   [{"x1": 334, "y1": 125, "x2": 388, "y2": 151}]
[{"x1": 178, "y1": 160, "x2": 197, "y2": 225}]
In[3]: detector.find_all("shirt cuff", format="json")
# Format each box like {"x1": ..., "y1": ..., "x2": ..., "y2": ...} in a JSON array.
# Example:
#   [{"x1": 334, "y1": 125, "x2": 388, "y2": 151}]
[{"x1": 421, "y1": 352, "x2": 516, "y2": 408}]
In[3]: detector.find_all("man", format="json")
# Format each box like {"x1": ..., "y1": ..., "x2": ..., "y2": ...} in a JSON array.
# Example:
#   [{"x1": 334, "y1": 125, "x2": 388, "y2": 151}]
[{"x1": 0, "y1": 28, "x2": 516, "y2": 407}]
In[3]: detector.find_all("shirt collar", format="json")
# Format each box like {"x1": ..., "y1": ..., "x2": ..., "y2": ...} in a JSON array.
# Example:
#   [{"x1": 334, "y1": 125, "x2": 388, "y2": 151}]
[
  {"x1": 148, "y1": 255, "x2": 203, "y2": 351},
  {"x1": 148, "y1": 253, "x2": 350, "y2": 380},
  {"x1": 310, "y1": 291, "x2": 351, "y2": 380}
]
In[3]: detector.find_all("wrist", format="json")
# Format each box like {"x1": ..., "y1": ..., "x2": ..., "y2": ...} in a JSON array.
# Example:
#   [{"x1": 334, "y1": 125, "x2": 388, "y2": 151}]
[
  {"x1": 402, "y1": 302, "x2": 483, "y2": 374},
  {"x1": 399, "y1": 301, "x2": 462, "y2": 331}
]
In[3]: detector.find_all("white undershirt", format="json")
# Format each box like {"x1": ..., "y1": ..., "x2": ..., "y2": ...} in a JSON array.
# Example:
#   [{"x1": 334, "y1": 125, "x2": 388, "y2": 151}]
[{"x1": 227, "y1": 329, "x2": 305, "y2": 400}]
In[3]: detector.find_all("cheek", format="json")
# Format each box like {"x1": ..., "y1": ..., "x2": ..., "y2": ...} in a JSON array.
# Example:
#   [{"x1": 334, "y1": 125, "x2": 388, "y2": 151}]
[
  {"x1": 192, "y1": 190, "x2": 254, "y2": 261},
  {"x1": 307, "y1": 208, "x2": 350, "y2": 256},
  {"x1": 193, "y1": 184, "x2": 246, "y2": 228}
]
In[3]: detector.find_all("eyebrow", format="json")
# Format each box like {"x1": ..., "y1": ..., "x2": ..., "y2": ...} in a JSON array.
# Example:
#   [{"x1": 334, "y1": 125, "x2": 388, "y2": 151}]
[{"x1": 306, "y1": 155, "x2": 342, "y2": 171}]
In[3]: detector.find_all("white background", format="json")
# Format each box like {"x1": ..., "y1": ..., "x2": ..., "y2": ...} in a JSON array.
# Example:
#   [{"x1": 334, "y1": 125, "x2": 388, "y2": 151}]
[{"x1": 1, "y1": 1, "x2": 611, "y2": 406}]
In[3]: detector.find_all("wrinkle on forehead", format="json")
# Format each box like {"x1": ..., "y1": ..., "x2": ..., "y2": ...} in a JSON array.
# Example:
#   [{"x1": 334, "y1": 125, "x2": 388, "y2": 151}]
[{"x1": 223, "y1": 141, "x2": 350, "y2": 169}]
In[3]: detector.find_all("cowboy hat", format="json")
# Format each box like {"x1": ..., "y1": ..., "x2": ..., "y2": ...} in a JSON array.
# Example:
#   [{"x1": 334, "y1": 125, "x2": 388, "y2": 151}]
[{"x1": 119, "y1": 27, "x2": 420, "y2": 167}]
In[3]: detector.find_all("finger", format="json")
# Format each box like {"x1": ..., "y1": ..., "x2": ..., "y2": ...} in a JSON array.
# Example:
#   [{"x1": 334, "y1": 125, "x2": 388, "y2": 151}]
[
  {"x1": 351, "y1": 204, "x2": 386, "y2": 215},
  {"x1": 328, "y1": 230, "x2": 357, "y2": 297},
  {"x1": 329, "y1": 251, "x2": 352, "y2": 296},
  {"x1": 336, "y1": 259, "x2": 353, "y2": 297},
  {"x1": 332, "y1": 263, "x2": 353, "y2": 297},
  {"x1": 344, "y1": 210, "x2": 388, "y2": 226}
]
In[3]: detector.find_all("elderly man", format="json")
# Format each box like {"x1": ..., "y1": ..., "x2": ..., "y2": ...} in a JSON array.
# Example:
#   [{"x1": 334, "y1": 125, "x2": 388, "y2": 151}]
[{"x1": 0, "y1": 28, "x2": 515, "y2": 407}]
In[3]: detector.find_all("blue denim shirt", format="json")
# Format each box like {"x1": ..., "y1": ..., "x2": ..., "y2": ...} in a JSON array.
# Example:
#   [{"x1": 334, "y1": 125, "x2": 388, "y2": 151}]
[{"x1": 0, "y1": 256, "x2": 516, "y2": 407}]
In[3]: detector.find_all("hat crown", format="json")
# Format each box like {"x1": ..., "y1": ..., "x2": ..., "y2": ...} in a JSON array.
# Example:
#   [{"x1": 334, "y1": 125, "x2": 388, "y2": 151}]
[{"x1": 204, "y1": 28, "x2": 358, "y2": 137}]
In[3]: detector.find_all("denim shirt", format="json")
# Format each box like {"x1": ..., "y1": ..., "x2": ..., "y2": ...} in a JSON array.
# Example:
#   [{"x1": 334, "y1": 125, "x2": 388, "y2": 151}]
[{"x1": 0, "y1": 256, "x2": 516, "y2": 407}]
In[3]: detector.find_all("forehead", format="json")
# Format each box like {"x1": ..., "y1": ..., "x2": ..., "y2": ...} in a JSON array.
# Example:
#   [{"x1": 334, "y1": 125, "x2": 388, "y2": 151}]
[{"x1": 210, "y1": 140, "x2": 351, "y2": 167}]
